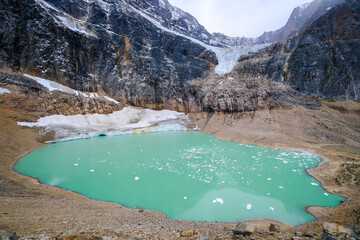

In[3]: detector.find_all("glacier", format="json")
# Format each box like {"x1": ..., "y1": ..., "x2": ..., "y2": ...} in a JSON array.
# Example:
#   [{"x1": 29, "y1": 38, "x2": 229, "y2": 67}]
[{"x1": 18, "y1": 106, "x2": 196, "y2": 142}]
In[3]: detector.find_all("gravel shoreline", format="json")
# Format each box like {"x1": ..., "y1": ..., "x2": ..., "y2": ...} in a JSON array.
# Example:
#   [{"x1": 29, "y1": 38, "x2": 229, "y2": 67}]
[{"x1": 1, "y1": 100, "x2": 360, "y2": 239}]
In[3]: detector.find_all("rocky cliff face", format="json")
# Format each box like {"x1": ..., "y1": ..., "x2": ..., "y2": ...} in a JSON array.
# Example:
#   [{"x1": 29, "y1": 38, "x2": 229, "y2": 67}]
[
  {"x1": 126, "y1": 0, "x2": 256, "y2": 48},
  {"x1": 189, "y1": 0, "x2": 360, "y2": 112},
  {"x1": 287, "y1": 0, "x2": 360, "y2": 99},
  {"x1": 256, "y1": 0, "x2": 345, "y2": 43},
  {"x1": 0, "y1": 0, "x2": 217, "y2": 111},
  {"x1": 0, "y1": 0, "x2": 358, "y2": 114},
  {"x1": 195, "y1": 0, "x2": 359, "y2": 112}
]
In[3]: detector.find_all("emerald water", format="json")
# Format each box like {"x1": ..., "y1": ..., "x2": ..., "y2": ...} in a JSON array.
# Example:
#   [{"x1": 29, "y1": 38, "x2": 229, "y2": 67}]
[{"x1": 14, "y1": 131, "x2": 344, "y2": 225}]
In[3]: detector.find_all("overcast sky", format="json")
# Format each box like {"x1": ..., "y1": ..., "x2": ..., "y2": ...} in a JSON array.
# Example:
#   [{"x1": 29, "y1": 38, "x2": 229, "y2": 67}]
[{"x1": 168, "y1": 0, "x2": 311, "y2": 38}]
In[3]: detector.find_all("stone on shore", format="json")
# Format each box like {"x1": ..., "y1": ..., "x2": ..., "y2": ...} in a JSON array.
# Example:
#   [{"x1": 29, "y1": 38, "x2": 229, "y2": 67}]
[
  {"x1": 322, "y1": 222, "x2": 358, "y2": 239},
  {"x1": 269, "y1": 223, "x2": 281, "y2": 232},
  {"x1": 232, "y1": 222, "x2": 256, "y2": 236}
]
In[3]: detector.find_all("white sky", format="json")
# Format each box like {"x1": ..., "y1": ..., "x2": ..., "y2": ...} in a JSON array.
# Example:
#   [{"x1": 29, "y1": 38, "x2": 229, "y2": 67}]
[{"x1": 168, "y1": 0, "x2": 311, "y2": 38}]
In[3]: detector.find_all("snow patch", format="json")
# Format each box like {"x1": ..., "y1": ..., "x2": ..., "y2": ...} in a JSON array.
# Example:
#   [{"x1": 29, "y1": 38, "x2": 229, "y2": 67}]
[
  {"x1": 17, "y1": 106, "x2": 196, "y2": 142},
  {"x1": 23, "y1": 74, "x2": 119, "y2": 104},
  {"x1": 56, "y1": 15, "x2": 91, "y2": 36},
  {"x1": 35, "y1": 0, "x2": 95, "y2": 37},
  {"x1": 0, "y1": 88, "x2": 11, "y2": 94},
  {"x1": 24, "y1": 74, "x2": 76, "y2": 94},
  {"x1": 104, "y1": 96, "x2": 120, "y2": 104}
]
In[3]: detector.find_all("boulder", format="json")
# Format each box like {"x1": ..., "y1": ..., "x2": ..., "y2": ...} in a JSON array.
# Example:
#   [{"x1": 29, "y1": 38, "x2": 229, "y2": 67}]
[
  {"x1": 181, "y1": 229, "x2": 195, "y2": 237},
  {"x1": 269, "y1": 223, "x2": 281, "y2": 232},
  {"x1": 323, "y1": 222, "x2": 358, "y2": 239},
  {"x1": 232, "y1": 222, "x2": 256, "y2": 236}
]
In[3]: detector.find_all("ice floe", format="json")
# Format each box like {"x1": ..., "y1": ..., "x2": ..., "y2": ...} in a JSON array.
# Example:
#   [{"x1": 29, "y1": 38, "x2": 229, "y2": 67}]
[{"x1": 212, "y1": 198, "x2": 224, "y2": 204}]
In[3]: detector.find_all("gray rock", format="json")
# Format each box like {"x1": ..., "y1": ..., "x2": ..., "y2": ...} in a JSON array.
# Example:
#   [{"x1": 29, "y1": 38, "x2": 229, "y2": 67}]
[
  {"x1": 256, "y1": 0, "x2": 345, "y2": 44},
  {"x1": 232, "y1": 222, "x2": 256, "y2": 236},
  {"x1": 302, "y1": 231, "x2": 315, "y2": 238},
  {"x1": 323, "y1": 222, "x2": 358, "y2": 238},
  {"x1": 0, "y1": 230, "x2": 19, "y2": 240},
  {"x1": 269, "y1": 223, "x2": 281, "y2": 232},
  {"x1": 321, "y1": 232, "x2": 338, "y2": 240}
]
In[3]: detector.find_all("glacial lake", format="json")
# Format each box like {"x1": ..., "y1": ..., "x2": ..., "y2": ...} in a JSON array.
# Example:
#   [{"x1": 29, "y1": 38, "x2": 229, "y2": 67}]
[{"x1": 14, "y1": 131, "x2": 344, "y2": 225}]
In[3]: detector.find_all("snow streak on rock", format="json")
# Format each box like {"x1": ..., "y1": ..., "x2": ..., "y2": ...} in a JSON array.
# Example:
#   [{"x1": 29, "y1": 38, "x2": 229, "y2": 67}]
[{"x1": 127, "y1": 4, "x2": 270, "y2": 75}]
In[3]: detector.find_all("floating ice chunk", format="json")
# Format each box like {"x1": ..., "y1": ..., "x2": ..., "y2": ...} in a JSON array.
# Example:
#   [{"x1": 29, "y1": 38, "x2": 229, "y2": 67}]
[
  {"x1": 0, "y1": 88, "x2": 11, "y2": 94},
  {"x1": 267, "y1": 178, "x2": 272, "y2": 181},
  {"x1": 269, "y1": 207, "x2": 274, "y2": 211},
  {"x1": 212, "y1": 198, "x2": 224, "y2": 204},
  {"x1": 283, "y1": 160, "x2": 288, "y2": 164},
  {"x1": 246, "y1": 204, "x2": 252, "y2": 210},
  {"x1": 267, "y1": 193, "x2": 271, "y2": 195},
  {"x1": 184, "y1": 196, "x2": 188, "y2": 200},
  {"x1": 90, "y1": 169, "x2": 95, "y2": 172},
  {"x1": 74, "y1": 163, "x2": 79, "y2": 166},
  {"x1": 324, "y1": 193, "x2": 329, "y2": 196},
  {"x1": 311, "y1": 182, "x2": 318, "y2": 186},
  {"x1": 108, "y1": 173, "x2": 112, "y2": 176},
  {"x1": 278, "y1": 186, "x2": 284, "y2": 189},
  {"x1": 135, "y1": 177, "x2": 140, "y2": 181}
]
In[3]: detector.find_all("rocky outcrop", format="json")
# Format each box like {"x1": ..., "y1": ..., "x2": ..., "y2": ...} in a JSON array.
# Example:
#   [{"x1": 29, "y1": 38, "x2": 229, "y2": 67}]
[
  {"x1": 189, "y1": 0, "x2": 359, "y2": 113},
  {"x1": 0, "y1": 0, "x2": 217, "y2": 110},
  {"x1": 256, "y1": 0, "x2": 345, "y2": 43},
  {"x1": 287, "y1": 1, "x2": 360, "y2": 100},
  {"x1": 232, "y1": 222, "x2": 256, "y2": 236},
  {"x1": 231, "y1": 0, "x2": 359, "y2": 101}
]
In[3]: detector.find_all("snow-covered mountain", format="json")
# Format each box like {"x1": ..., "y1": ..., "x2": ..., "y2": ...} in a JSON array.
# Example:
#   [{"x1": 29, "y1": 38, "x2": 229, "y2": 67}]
[
  {"x1": 1, "y1": 0, "x2": 357, "y2": 113},
  {"x1": 126, "y1": 0, "x2": 256, "y2": 48}
]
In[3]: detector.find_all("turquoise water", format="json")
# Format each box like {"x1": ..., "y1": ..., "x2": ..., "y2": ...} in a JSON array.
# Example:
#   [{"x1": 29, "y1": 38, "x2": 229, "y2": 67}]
[{"x1": 14, "y1": 131, "x2": 344, "y2": 225}]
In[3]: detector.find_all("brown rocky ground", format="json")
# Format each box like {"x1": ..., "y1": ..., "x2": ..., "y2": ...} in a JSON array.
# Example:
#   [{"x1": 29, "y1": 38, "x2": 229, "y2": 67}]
[{"x1": 0, "y1": 76, "x2": 360, "y2": 239}]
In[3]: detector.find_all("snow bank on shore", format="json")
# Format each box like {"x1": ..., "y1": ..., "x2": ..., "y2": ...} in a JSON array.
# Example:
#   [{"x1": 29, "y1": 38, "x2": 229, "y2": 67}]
[{"x1": 18, "y1": 107, "x2": 196, "y2": 142}]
